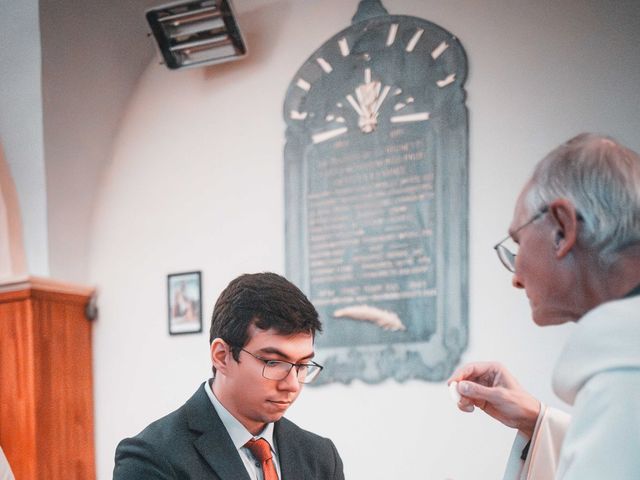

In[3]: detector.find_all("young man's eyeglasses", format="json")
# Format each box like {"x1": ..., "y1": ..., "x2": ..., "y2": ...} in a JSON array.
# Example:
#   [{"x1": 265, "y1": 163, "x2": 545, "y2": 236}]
[
  {"x1": 493, "y1": 206, "x2": 549, "y2": 273},
  {"x1": 239, "y1": 348, "x2": 324, "y2": 384}
]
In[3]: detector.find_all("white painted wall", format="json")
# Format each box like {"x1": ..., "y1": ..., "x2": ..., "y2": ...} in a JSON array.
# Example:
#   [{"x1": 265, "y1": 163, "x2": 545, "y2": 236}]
[
  {"x1": 87, "y1": 1, "x2": 640, "y2": 479},
  {"x1": 0, "y1": 0, "x2": 48, "y2": 276},
  {"x1": 0, "y1": 145, "x2": 28, "y2": 280},
  {"x1": 40, "y1": 0, "x2": 159, "y2": 284}
]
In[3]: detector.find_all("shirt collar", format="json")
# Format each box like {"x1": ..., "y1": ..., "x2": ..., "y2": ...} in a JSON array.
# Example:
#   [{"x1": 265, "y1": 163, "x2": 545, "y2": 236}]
[
  {"x1": 623, "y1": 282, "x2": 640, "y2": 299},
  {"x1": 204, "y1": 379, "x2": 276, "y2": 451}
]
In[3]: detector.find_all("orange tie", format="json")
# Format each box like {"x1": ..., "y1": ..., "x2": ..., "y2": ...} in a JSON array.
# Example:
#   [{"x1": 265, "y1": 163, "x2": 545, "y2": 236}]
[{"x1": 245, "y1": 438, "x2": 279, "y2": 480}]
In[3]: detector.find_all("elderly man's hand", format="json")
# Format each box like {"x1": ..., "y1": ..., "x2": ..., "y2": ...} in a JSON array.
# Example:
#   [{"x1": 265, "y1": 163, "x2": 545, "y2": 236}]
[{"x1": 448, "y1": 362, "x2": 541, "y2": 438}]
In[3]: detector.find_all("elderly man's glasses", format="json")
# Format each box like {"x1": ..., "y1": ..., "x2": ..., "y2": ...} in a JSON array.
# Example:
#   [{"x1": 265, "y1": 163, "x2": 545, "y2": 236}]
[
  {"x1": 493, "y1": 206, "x2": 549, "y2": 273},
  {"x1": 239, "y1": 348, "x2": 323, "y2": 384}
]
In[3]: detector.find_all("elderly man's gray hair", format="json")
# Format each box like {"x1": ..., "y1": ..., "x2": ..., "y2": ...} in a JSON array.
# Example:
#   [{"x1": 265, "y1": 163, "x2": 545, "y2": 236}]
[{"x1": 525, "y1": 133, "x2": 640, "y2": 263}]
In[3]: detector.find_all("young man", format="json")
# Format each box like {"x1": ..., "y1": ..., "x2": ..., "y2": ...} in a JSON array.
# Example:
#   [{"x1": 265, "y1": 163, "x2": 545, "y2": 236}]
[
  {"x1": 450, "y1": 133, "x2": 640, "y2": 479},
  {"x1": 114, "y1": 272, "x2": 344, "y2": 479}
]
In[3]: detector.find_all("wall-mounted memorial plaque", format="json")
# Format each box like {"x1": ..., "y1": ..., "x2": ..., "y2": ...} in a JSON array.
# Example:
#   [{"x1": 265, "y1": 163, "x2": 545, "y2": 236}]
[{"x1": 283, "y1": 0, "x2": 468, "y2": 384}]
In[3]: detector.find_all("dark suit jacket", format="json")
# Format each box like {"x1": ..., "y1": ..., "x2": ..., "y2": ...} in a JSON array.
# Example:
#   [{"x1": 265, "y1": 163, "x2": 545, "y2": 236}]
[{"x1": 113, "y1": 383, "x2": 344, "y2": 479}]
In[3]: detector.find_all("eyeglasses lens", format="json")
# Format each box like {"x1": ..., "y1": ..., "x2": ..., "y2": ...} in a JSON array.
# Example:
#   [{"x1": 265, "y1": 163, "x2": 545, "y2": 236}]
[
  {"x1": 496, "y1": 245, "x2": 516, "y2": 272},
  {"x1": 263, "y1": 362, "x2": 321, "y2": 384}
]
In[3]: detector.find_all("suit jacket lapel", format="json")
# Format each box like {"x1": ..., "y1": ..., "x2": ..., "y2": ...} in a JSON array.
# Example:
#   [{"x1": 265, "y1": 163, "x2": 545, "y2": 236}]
[
  {"x1": 186, "y1": 384, "x2": 251, "y2": 480},
  {"x1": 275, "y1": 419, "x2": 304, "y2": 479}
]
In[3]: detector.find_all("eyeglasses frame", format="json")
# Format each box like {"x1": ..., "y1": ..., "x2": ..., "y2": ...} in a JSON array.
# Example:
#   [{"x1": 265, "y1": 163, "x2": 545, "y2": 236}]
[
  {"x1": 238, "y1": 347, "x2": 324, "y2": 384},
  {"x1": 493, "y1": 206, "x2": 549, "y2": 273}
]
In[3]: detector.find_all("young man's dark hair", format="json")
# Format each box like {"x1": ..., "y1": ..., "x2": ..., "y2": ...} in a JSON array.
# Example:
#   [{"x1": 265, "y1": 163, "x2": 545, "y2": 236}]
[{"x1": 209, "y1": 272, "x2": 322, "y2": 370}]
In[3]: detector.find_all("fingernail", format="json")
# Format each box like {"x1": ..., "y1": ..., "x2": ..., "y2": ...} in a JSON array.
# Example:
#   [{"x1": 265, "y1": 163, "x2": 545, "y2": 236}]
[{"x1": 458, "y1": 381, "x2": 470, "y2": 394}]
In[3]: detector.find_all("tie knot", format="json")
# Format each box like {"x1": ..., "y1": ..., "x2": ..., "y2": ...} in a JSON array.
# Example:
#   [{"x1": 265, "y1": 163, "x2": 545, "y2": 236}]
[{"x1": 245, "y1": 438, "x2": 272, "y2": 463}]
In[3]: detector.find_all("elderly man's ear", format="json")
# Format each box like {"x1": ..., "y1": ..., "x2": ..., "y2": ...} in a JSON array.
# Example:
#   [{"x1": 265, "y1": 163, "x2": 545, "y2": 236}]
[{"x1": 549, "y1": 199, "x2": 579, "y2": 257}]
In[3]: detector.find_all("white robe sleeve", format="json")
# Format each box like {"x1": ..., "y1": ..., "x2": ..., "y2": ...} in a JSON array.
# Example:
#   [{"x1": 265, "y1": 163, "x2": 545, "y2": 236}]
[
  {"x1": 556, "y1": 369, "x2": 640, "y2": 479},
  {"x1": 502, "y1": 405, "x2": 571, "y2": 480}
]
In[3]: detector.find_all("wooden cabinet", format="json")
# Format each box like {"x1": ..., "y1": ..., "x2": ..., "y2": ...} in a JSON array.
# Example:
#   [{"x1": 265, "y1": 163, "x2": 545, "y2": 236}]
[{"x1": 0, "y1": 277, "x2": 95, "y2": 479}]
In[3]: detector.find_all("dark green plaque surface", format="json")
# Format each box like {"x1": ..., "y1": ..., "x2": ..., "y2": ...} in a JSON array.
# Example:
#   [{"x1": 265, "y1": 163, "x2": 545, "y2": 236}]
[{"x1": 284, "y1": 1, "x2": 468, "y2": 384}]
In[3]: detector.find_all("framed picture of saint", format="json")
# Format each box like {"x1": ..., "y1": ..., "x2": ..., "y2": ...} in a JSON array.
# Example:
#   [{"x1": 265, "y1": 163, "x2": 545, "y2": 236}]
[{"x1": 167, "y1": 271, "x2": 202, "y2": 335}]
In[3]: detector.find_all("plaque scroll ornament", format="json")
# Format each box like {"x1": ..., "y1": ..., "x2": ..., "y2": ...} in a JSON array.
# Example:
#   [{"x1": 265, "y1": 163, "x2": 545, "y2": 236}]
[{"x1": 283, "y1": 0, "x2": 468, "y2": 384}]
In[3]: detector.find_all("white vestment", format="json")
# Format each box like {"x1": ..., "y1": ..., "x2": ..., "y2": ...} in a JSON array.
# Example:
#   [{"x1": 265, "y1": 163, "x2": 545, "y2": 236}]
[{"x1": 503, "y1": 294, "x2": 640, "y2": 479}]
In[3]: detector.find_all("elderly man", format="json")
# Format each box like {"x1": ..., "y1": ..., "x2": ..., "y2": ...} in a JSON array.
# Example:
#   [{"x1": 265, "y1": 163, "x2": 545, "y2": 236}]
[{"x1": 450, "y1": 133, "x2": 640, "y2": 479}]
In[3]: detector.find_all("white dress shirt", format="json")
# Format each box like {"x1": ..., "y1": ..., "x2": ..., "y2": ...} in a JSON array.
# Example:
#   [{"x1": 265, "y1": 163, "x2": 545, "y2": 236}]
[
  {"x1": 204, "y1": 380, "x2": 282, "y2": 480},
  {"x1": 0, "y1": 447, "x2": 14, "y2": 480}
]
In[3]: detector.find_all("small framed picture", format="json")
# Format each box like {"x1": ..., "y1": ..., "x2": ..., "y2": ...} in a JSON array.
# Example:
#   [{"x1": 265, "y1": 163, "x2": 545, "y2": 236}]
[{"x1": 167, "y1": 271, "x2": 202, "y2": 335}]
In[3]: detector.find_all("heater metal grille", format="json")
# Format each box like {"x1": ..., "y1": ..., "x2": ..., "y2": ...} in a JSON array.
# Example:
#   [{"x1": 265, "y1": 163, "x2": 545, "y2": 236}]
[{"x1": 146, "y1": 0, "x2": 247, "y2": 70}]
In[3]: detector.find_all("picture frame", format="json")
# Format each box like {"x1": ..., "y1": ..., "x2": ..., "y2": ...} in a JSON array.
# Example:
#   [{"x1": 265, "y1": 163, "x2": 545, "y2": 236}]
[{"x1": 167, "y1": 271, "x2": 202, "y2": 335}]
